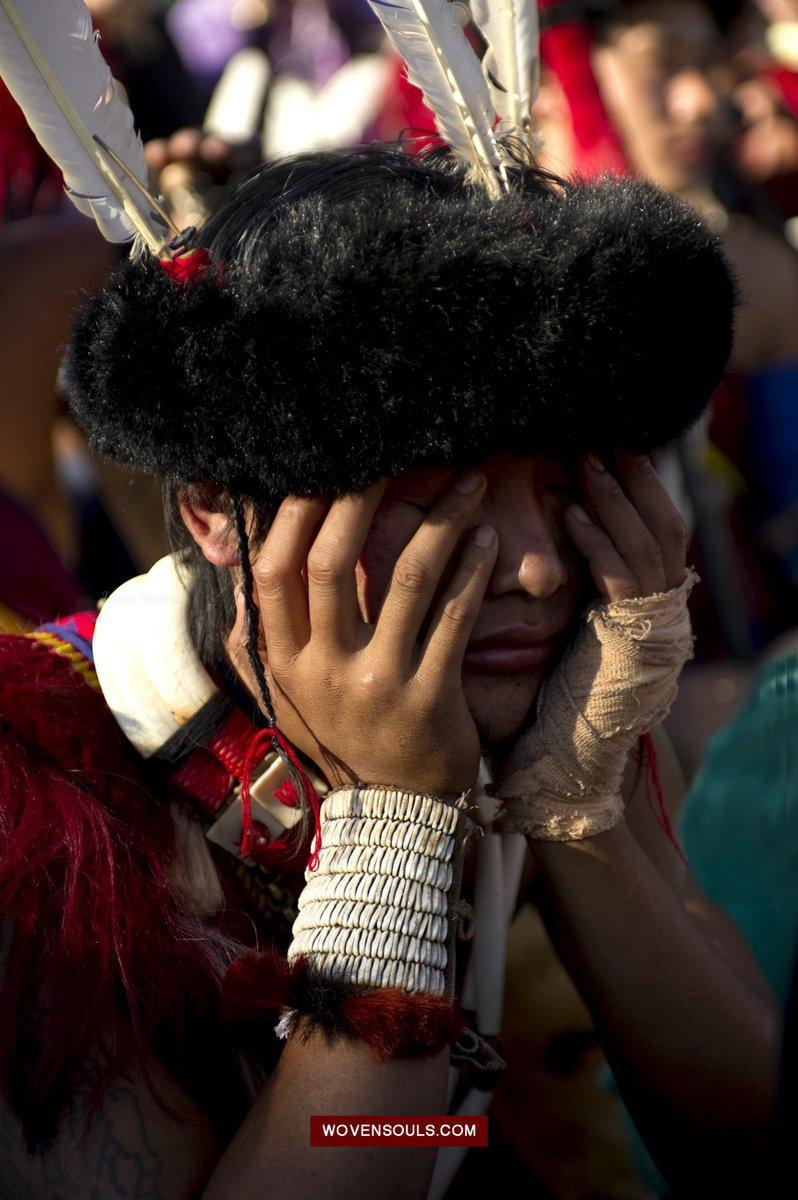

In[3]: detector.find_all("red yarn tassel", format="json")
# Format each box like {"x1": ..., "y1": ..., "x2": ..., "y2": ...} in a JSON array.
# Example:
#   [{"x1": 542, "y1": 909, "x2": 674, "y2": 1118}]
[
  {"x1": 271, "y1": 729, "x2": 323, "y2": 872},
  {"x1": 160, "y1": 247, "x2": 211, "y2": 284},
  {"x1": 239, "y1": 728, "x2": 322, "y2": 869},
  {"x1": 238, "y1": 730, "x2": 271, "y2": 858}
]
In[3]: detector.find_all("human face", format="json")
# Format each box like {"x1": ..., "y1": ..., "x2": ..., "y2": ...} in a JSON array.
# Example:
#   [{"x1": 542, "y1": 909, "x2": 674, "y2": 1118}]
[
  {"x1": 593, "y1": 1, "x2": 728, "y2": 193},
  {"x1": 354, "y1": 453, "x2": 585, "y2": 747}
]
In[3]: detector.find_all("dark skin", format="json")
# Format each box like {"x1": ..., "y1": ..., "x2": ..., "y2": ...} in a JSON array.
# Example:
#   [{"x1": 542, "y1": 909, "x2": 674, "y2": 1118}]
[{"x1": 0, "y1": 453, "x2": 779, "y2": 1197}]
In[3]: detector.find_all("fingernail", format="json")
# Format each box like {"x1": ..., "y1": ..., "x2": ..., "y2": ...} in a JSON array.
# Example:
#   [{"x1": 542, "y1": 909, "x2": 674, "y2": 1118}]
[
  {"x1": 455, "y1": 472, "x2": 483, "y2": 494},
  {"x1": 474, "y1": 524, "x2": 495, "y2": 546},
  {"x1": 568, "y1": 504, "x2": 592, "y2": 524},
  {"x1": 587, "y1": 453, "x2": 606, "y2": 473}
]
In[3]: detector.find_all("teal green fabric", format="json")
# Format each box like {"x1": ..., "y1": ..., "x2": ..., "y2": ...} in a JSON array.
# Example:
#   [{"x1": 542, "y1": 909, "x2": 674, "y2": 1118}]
[
  {"x1": 679, "y1": 651, "x2": 798, "y2": 1003},
  {"x1": 613, "y1": 653, "x2": 798, "y2": 1195}
]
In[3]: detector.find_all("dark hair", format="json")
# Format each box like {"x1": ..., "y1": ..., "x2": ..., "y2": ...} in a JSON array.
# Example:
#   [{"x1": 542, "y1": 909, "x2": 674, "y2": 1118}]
[
  {"x1": 162, "y1": 479, "x2": 237, "y2": 670},
  {"x1": 166, "y1": 144, "x2": 558, "y2": 673},
  {"x1": 196, "y1": 141, "x2": 556, "y2": 262}
]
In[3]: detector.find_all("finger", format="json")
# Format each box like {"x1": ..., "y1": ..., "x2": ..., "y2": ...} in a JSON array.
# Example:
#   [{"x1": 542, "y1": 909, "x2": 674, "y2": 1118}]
[
  {"x1": 252, "y1": 496, "x2": 329, "y2": 663},
  {"x1": 372, "y1": 471, "x2": 488, "y2": 661},
  {"x1": 144, "y1": 137, "x2": 169, "y2": 175},
  {"x1": 199, "y1": 134, "x2": 233, "y2": 166},
  {"x1": 564, "y1": 504, "x2": 641, "y2": 602},
  {"x1": 306, "y1": 479, "x2": 388, "y2": 646},
  {"x1": 419, "y1": 524, "x2": 498, "y2": 680},
  {"x1": 578, "y1": 454, "x2": 668, "y2": 595},
  {"x1": 615, "y1": 453, "x2": 688, "y2": 589},
  {"x1": 167, "y1": 126, "x2": 203, "y2": 163}
]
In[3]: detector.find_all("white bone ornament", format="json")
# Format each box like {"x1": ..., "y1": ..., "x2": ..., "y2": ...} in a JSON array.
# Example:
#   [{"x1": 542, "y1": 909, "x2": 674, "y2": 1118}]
[
  {"x1": 93, "y1": 556, "x2": 218, "y2": 758},
  {"x1": 205, "y1": 754, "x2": 305, "y2": 858},
  {"x1": 93, "y1": 556, "x2": 316, "y2": 851},
  {"x1": 431, "y1": 761, "x2": 526, "y2": 1200}
]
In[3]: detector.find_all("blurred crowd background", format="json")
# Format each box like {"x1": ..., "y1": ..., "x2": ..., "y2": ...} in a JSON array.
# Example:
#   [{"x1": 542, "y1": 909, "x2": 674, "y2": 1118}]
[{"x1": 1, "y1": 1, "x2": 797, "y2": 1196}]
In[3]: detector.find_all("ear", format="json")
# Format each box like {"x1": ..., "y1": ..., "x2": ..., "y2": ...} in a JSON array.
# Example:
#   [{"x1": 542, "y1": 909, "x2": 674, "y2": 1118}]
[{"x1": 178, "y1": 487, "x2": 239, "y2": 568}]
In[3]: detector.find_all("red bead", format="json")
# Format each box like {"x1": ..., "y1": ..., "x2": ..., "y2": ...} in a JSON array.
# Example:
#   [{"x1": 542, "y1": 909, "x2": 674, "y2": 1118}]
[{"x1": 251, "y1": 819, "x2": 271, "y2": 847}]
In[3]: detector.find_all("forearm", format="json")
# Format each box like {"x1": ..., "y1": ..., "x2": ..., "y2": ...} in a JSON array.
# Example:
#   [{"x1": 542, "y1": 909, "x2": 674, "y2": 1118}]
[
  {"x1": 203, "y1": 1030, "x2": 448, "y2": 1200},
  {"x1": 202, "y1": 783, "x2": 475, "y2": 1200},
  {"x1": 530, "y1": 821, "x2": 781, "y2": 1194}
]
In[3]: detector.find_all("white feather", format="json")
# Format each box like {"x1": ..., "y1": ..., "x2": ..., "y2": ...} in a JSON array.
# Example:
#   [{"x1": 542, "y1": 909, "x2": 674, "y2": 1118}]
[
  {"x1": 471, "y1": 0, "x2": 540, "y2": 150},
  {"x1": 367, "y1": 0, "x2": 507, "y2": 197},
  {"x1": 0, "y1": 0, "x2": 158, "y2": 245}
]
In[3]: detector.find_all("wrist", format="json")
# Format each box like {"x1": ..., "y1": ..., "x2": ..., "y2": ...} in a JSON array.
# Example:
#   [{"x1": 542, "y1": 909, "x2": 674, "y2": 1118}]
[
  {"x1": 289, "y1": 784, "x2": 479, "y2": 996},
  {"x1": 498, "y1": 791, "x2": 626, "y2": 842},
  {"x1": 527, "y1": 816, "x2": 635, "y2": 869},
  {"x1": 323, "y1": 769, "x2": 476, "y2": 804}
]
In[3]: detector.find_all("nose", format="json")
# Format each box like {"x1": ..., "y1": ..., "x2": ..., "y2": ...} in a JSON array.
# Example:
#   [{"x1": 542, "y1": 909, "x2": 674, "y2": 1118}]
[
  {"x1": 667, "y1": 69, "x2": 717, "y2": 126},
  {"x1": 485, "y1": 491, "x2": 570, "y2": 601}
]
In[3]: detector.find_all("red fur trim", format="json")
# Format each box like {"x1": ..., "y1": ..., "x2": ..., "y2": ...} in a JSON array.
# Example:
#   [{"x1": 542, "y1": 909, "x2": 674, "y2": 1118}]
[
  {"x1": 220, "y1": 949, "x2": 291, "y2": 1021},
  {"x1": 0, "y1": 633, "x2": 224, "y2": 1147},
  {"x1": 338, "y1": 990, "x2": 464, "y2": 1059},
  {"x1": 221, "y1": 950, "x2": 464, "y2": 1058}
]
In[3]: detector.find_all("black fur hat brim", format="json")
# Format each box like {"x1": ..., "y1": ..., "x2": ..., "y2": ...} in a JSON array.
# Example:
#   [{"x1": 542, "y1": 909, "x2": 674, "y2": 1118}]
[{"x1": 65, "y1": 161, "x2": 735, "y2": 505}]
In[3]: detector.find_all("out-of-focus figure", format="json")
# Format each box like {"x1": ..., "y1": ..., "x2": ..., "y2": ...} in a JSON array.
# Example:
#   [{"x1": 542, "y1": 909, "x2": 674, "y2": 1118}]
[
  {"x1": 730, "y1": 0, "x2": 798, "y2": 223},
  {"x1": 589, "y1": 2, "x2": 798, "y2": 373},
  {"x1": 0, "y1": 1, "x2": 214, "y2": 609},
  {"x1": 581, "y1": 2, "x2": 798, "y2": 659}
]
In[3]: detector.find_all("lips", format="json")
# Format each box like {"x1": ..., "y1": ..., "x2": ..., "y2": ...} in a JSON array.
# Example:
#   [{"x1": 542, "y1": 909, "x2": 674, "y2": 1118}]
[{"x1": 463, "y1": 626, "x2": 563, "y2": 676}]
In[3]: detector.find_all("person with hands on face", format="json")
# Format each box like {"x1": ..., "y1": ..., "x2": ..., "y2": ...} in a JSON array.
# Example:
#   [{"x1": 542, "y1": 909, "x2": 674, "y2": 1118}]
[
  {"x1": 498, "y1": 449, "x2": 697, "y2": 842},
  {"x1": 233, "y1": 471, "x2": 497, "y2": 798},
  {"x1": 213, "y1": 441, "x2": 779, "y2": 1200},
  {"x1": 197, "y1": 470, "x2": 502, "y2": 1200},
  {"x1": 0, "y1": 133, "x2": 775, "y2": 1200},
  {"x1": 495, "y1": 450, "x2": 780, "y2": 1199}
]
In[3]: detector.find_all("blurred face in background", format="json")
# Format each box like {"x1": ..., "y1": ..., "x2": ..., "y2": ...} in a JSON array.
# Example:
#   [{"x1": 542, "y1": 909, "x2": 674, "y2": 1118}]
[
  {"x1": 593, "y1": 1, "x2": 730, "y2": 193},
  {"x1": 754, "y1": 0, "x2": 798, "y2": 20},
  {"x1": 733, "y1": 75, "x2": 798, "y2": 192}
]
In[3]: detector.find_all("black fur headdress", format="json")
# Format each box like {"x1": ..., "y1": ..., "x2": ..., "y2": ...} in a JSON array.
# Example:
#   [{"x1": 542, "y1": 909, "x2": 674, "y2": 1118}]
[{"x1": 65, "y1": 148, "x2": 735, "y2": 505}]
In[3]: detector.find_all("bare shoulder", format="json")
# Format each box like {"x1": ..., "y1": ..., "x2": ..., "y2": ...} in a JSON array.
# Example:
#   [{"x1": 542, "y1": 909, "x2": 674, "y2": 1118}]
[{"x1": 0, "y1": 1056, "x2": 221, "y2": 1200}]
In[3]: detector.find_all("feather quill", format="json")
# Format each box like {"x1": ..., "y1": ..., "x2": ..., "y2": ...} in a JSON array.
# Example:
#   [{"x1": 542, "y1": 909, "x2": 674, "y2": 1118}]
[
  {"x1": 367, "y1": 0, "x2": 507, "y2": 197},
  {"x1": 0, "y1": 0, "x2": 168, "y2": 250},
  {"x1": 470, "y1": 0, "x2": 540, "y2": 152}
]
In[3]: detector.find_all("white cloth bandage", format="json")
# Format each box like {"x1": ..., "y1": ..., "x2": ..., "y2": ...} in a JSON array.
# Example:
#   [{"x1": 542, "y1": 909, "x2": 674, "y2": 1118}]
[
  {"x1": 286, "y1": 785, "x2": 477, "y2": 997},
  {"x1": 496, "y1": 570, "x2": 698, "y2": 841}
]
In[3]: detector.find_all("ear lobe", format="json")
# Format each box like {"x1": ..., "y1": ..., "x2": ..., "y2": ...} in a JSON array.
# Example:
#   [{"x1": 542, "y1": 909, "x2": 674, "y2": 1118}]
[{"x1": 179, "y1": 496, "x2": 239, "y2": 568}]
